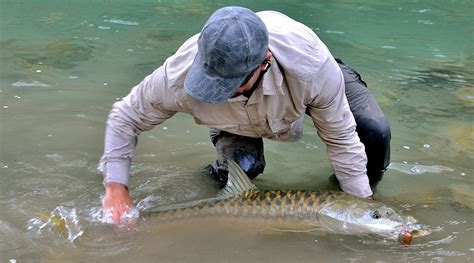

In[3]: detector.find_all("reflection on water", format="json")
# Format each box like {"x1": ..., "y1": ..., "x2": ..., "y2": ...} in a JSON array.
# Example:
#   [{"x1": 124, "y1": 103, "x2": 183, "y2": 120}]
[
  {"x1": 388, "y1": 162, "x2": 454, "y2": 175},
  {"x1": 0, "y1": 0, "x2": 473, "y2": 262}
]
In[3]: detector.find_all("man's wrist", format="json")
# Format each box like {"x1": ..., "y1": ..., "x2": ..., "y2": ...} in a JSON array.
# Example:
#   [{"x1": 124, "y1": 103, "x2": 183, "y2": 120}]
[
  {"x1": 105, "y1": 182, "x2": 128, "y2": 195},
  {"x1": 339, "y1": 176, "x2": 373, "y2": 198}
]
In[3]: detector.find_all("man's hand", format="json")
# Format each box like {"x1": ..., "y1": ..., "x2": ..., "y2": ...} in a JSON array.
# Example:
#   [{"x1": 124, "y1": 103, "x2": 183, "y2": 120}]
[{"x1": 102, "y1": 182, "x2": 134, "y2": 224}]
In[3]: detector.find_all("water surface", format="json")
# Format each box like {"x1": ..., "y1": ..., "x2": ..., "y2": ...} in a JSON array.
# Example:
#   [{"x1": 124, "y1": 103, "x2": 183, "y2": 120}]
[{"x1": 1, "y1": 0, "x2": 473, "y2": 262}]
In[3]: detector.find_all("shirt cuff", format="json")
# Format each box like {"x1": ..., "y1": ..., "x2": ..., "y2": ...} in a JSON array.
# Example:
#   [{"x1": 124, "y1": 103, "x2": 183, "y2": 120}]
[
  {"x1": 339, "y1": 175, "x2": 373, "y2": 198},
  {"x1": 102, "y1": 159, "x2": 131, "y2": 186}
]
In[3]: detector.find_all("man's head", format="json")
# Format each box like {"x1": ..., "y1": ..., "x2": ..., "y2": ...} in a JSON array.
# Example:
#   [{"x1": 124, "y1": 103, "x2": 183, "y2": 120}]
[{"x1": 184, "y1": 6, "x2": 269, "y2": 104}]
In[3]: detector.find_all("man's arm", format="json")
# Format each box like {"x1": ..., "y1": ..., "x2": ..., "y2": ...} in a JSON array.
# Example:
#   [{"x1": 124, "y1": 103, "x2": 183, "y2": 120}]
[
  {"x1": 100, "y1": 66, "x2": 178, "y2": 223},
  {"x1": 306, "y1": 57, "x2": 373, "y2": 198}
]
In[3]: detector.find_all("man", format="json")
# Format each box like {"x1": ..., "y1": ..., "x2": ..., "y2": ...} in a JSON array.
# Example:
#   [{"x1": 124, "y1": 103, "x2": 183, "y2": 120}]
[{"x1": 100, "y1": 6, "x2": 391, "y2": 224}]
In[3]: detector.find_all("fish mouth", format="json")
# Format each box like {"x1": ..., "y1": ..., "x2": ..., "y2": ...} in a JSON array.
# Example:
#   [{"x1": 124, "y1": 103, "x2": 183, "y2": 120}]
[{"x1": 397, "y1": 223, "x2": 432, "y2": 245}]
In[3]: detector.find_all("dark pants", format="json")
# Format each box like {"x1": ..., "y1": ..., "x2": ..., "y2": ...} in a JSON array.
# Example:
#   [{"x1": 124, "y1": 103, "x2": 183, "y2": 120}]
[{"x1": 208, "y1": 59, "x2": 391, "y2": 189}]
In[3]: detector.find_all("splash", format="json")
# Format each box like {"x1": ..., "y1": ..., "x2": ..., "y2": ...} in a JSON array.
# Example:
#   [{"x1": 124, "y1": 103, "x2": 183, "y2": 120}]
[
  {"x1": 37, "y1": 206, "x2": 83, "y2": 242},
  {"x1": 101, "y1": 206, "x2": 140, "y2": 226}
]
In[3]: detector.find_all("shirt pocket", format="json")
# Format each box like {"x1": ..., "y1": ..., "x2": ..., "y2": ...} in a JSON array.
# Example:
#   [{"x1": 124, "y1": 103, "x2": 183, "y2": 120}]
[
  {"x1": 267, "y1": 116, "x2": 304, "y2": 142},
  {"x1": 268, "y1": 118, "x2": 291, "y2": 133}
]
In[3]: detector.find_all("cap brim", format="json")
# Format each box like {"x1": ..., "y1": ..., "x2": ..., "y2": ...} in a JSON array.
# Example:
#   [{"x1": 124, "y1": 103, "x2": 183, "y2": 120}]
[{"x1": 184, "y1": 52, "x2": 249, "y2": 104}]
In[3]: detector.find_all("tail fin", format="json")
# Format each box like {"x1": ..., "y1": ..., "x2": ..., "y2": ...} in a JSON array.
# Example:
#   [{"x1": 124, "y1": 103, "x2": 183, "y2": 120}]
[{"x1": 221, "y1": 159, "x2": 257, "y2": 196}]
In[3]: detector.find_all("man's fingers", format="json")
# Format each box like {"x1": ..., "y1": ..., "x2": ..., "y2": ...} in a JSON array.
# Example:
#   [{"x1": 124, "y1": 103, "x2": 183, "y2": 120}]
[
  {"x1": 103, "y1": 203, "x2": 135, "y2": 225},
  {"x1": 101, "y1": 184, "x2": 135, "y2": 225}
]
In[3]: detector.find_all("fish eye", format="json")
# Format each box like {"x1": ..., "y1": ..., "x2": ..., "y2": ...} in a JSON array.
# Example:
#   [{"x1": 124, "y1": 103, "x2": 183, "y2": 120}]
[{"x1": 371, "y1": 210, "x2": 382, "y2": 219}]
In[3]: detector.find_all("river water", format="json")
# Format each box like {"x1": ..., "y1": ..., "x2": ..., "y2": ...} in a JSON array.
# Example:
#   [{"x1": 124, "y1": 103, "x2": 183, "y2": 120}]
[{"x1": 0, "y1": 0, "x2": 473, "y2": 262}]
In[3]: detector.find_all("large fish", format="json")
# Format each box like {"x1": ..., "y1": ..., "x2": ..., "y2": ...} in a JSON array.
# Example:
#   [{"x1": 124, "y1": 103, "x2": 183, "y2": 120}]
[{"x1": 147, "y1": 160, "x2": 430, "y2": 243}]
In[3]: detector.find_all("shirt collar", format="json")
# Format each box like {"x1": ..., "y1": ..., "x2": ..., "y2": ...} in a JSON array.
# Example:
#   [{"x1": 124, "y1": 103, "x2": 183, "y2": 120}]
[
  {"x1": 227, "y1": 56, "x2": 284, "y2": 103},
  {"x1": 227, "y1": 95, "x2": 248, "y2": 102},
  {"x1": 262, "y1": 56, "x2": 284, "y2": 96}
]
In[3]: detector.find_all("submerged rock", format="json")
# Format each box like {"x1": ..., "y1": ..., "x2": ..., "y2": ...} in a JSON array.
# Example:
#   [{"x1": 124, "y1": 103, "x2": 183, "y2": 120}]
[
  {"x1": 13, "y1": 39, "x2": 95, "y2": 69},
  {"x1": 448, "y1": 184, "x2": 474, "y2": 210},
  {"x1": 455, "y1": 84, "x2": 474, "y2": 104}
]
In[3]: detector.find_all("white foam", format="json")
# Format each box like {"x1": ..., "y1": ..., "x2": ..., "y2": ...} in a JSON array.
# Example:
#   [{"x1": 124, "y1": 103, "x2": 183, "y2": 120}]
[
  {"x1": 11, "y1": 81, "x2": 51, "y2": 87},
  {"x1": 325, "y1": 30, "x2": 344, "y2": 35},
  {"x1": 418, "y1": 20, "x2": 433, "y2": 25},
  {"x1": 417, "y1": 9, "x2": 431, "y2": 13},
  {"x1": 104, "y1": 19, "x2": 139, "y2": 26}
]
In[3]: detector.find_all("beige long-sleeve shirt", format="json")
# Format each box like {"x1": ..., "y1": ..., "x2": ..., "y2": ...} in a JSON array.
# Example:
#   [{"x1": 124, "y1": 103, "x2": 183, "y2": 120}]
[{"x1": 100, "y1": 11, "x2": 373, "y2": 197}]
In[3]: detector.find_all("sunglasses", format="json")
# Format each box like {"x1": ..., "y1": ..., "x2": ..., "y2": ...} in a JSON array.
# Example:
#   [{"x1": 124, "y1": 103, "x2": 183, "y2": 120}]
[
  {"x1": 238, "y1": 67, "x2": 258, "y2": 88},
  {"x1": 238, "y1": 60, "x2": 272, "y2": 88}
]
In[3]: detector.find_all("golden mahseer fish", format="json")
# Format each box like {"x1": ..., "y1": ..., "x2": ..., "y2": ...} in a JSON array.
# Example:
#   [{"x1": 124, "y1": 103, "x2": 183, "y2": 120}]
[{"x1": 146, "y1": 160, "x2": 430, "y2": 243}]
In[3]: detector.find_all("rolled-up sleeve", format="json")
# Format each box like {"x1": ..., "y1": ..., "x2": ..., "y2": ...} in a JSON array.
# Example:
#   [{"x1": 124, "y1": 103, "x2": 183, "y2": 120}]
[
  {"x1": 306, "y1": 57, "x2": 373, "y2": 197},
  {"x1": 99, "y1": 66, "x2": 178, "y2": 186}
]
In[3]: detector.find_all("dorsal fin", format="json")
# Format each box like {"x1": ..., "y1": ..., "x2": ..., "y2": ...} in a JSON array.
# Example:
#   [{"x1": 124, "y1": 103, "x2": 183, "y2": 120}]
[
  {"x1": 221, "y1": 159, "x2": 257, "y2": 196},
  {"x1": 146, "y1": 160, "x2": 258, "y2": 215}
]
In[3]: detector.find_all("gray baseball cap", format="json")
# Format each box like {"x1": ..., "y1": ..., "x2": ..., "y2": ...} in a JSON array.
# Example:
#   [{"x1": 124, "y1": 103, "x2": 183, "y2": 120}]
[{"x1": 184, "y1": 6, "x2": 269, "y2": 104}]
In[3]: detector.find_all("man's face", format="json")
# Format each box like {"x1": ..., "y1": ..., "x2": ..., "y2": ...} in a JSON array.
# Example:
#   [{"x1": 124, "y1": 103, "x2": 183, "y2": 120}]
[
  {"x1": 229, "y1": 51, "x2": 272, "y2": 98},
  {"x1": 230, "y1": 67, "x2": 262, "y2": 97}
]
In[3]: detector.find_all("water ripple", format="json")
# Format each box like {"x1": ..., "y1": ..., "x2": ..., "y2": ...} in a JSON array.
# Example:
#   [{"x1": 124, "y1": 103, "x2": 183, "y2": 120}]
[{"x1": 0, "y1": 220, "x2": 23, "y2": 252}]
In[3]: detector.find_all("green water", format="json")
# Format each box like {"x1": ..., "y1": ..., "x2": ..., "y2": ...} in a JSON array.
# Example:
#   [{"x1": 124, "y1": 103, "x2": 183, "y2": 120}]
[{"x1": 1, "y1": 0, "x2": 473, "y2": 262}]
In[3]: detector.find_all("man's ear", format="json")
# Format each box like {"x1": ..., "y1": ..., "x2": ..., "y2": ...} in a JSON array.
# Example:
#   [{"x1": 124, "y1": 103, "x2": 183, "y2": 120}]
[
  {"x1": 265, "y1": 51, "x2": 273, "y2": 61},
  {"x1": 259, "y1": 51, "x2": 273, "y2": 70}
]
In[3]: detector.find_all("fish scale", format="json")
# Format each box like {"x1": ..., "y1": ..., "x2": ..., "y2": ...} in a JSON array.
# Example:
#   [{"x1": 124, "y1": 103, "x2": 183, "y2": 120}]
[{"x1": 150, "y1": 190, "x2": 345, "y2": 223}]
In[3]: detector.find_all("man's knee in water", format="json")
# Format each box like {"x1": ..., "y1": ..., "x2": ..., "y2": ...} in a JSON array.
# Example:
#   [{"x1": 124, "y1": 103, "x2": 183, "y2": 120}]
[
  {"x1": 219, "y1": 146, "x2": 265, "y2": 179},
  {"x1": 232, "y1": 150, "x2": 266, "y2": 179},
  {"x1": 208, "y1": 146, "x2": 266, "y2": 188}
]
